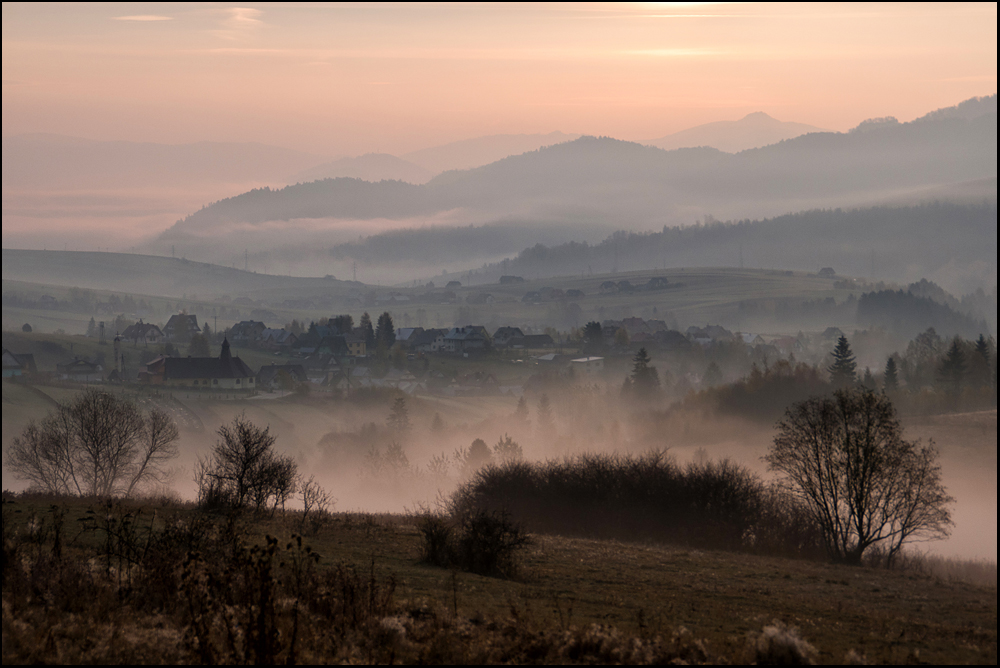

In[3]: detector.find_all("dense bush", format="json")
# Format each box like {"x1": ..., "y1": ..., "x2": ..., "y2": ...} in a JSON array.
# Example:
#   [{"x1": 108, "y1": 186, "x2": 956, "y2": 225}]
[
  {"x1": 419, "y1": 509, "x2": 530, "y2": 578},
  {"x1": 449, "y1": 452, "x2": 823, "y2": 558}
]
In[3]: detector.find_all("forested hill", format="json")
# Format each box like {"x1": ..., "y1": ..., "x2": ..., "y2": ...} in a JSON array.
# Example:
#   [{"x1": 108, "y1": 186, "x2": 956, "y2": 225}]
[
  {"x1": 164, "y1": 109, "x2": 996, "y2": 235},
  {"x1": 475, "y1": 202, "x2": 997, "y2": 287}
]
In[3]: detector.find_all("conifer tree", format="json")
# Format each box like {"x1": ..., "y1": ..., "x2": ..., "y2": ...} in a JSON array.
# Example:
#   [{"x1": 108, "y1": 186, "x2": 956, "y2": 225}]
[
  {"x1": 828, "y1": 335, "x2": 857, "y2": 389},
  {"x1": 883, "y1": 356, "x2": 900, "y2": 393},
  {"x1": 937, "y1": 338, "x2": 967, "y2": 396},
  {"x1": 359, "y1": 312, "x2": 375, "y2": 349}
]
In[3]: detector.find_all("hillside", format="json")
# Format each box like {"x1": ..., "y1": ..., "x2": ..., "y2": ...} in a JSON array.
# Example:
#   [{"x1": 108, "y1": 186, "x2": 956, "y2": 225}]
[
  {"x1": 0, "y1": 249, "x2": 359, "y2": 301},
  {"x1": 2, "y1": 493, "x2": 996, "y2": 664}
]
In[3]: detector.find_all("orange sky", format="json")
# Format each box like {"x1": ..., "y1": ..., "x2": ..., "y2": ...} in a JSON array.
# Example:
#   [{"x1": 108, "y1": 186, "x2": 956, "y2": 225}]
[{"x1": 2, "y1": 2, "x2": 997, "y2": 156}]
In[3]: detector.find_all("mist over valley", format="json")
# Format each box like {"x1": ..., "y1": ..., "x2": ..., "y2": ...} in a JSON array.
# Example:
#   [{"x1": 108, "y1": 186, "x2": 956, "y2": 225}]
[{"x1": 2, "y1": 5, "x2": 997, "y2": 662}]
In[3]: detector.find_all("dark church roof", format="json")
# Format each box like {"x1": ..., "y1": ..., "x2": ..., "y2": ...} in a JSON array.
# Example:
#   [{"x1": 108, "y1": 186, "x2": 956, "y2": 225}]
[{"x1": 163, "y1": 338, "x2": 254, "y2": 380}]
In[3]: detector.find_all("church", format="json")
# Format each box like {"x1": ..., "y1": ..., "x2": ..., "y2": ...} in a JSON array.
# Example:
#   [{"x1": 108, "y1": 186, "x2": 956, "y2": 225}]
[{"x1": 143, "y1": 338, "x2": 256, "y2": 390}]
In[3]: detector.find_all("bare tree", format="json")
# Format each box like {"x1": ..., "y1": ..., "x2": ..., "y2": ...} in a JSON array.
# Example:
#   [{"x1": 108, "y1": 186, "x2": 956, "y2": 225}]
[
  {"x1": 125, "y1": 408, "x2": 179, "y2": 497},
  {"x1": 7, "y1": 390, "x2": 179, "y2": 498},
  {"x1": 196, "y1": 415, "x2": 297, "y2": 513},
  {"x1": 765, "y1": 388, "x2": 953, "y2": 565}
]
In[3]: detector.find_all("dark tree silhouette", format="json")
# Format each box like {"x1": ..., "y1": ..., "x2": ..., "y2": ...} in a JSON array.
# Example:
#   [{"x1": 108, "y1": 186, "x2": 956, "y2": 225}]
[
  {"x1": 359, "y1": 312, "x2": 375, "y2": 349},
  {"x1": 766, "y1": 389, "x2": 953, "y2": 565},
  {"x1": 624, "y1": 347, "x2": 660, "y2": 396},
  {"x1": 196, "y1": 415, "x2": 297, "y2": 513},
  {"x1": 582, "y1": 321, "x2": 604, "y2": 352},
  {"x1": 883, "y1": 356, "x2": 900, "y2": 393},
  {"x1": 7, "y1": 390, "x2": 179, "y2": 497},
  {"x1": 331, "y1": 314, "x2": 354, "y2": 336},
  {"x1": 828, "y1": 335, "x2": 857, "y2": 389},
  {"x1": 937, "y1": 338, "x2": 967, "y2": 397},
  {"x1": 375, "y1": 311, "x2": 396, "y2": 350}
]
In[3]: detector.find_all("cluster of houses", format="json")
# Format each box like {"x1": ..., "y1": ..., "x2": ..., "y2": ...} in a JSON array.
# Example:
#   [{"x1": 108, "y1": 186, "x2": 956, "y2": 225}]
[{"x1": 6, "y1": 306, "x2": 823, "y2": 396}]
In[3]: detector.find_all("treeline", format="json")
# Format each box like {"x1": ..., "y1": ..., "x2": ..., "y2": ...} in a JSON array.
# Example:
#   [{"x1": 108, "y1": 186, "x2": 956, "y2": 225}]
[
  {"x1": 858, "y1": 289, "x2": 989, "y2": 340},
  {"x1": 482, "y1": 202, "x2": 997, "y2": 283}
]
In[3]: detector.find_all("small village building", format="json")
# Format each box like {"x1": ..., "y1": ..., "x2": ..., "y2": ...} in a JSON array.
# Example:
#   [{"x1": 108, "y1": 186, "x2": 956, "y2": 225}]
[
  {"x1": 229, "y1": 320, "x2": 267, "y2": 346},
  {"x1": 570, "y1": 356, "x2": 604, "y2": 376},
  {"x1": 2, "y1": 349, "x2": 37, "y2": 378},
  {"x1": 443, "y1": 326, "x2": 489, "y2": 353},
  {"x1": 493, "y1": 327, "x2": 525, "y2": 347},
  {"x1": 163, "y1": 314, "x2": 201, "y2": 341},
  {"x1": 257, "y1": 363, "x2": 308, "y2": 390},
  {"x1": 409, "y1": 328, "x2": 446, "y2": 353},
  {"x1": 121, "y1": 321, "x2": 164, "y2": 345},
  {"x1": 161, "y1": 338, "x2": 256, "y2": 390},
  {"x1": 57, "y1": 358, "x2": 103, "y2": 383}
]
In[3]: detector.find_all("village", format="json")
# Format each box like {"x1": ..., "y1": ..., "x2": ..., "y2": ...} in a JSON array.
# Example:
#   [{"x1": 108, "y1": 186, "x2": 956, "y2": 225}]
[{"x1": 4, "y1": 305, "x2": 840, "y2": 401}]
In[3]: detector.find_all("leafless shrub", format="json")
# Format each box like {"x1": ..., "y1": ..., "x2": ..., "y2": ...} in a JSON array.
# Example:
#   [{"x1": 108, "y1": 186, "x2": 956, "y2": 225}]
[{"x1": 195, "y1": 414, "x2": 297, "y2": 514}]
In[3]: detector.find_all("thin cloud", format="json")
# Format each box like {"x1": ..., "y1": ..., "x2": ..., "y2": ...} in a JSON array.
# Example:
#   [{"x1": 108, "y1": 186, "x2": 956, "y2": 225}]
[
  {"x1": 112, "y1": 15, "x2": 173, "y2": 22},
  {"x1": 213, "y1": 7, "x2": 264, "y2": 41}
]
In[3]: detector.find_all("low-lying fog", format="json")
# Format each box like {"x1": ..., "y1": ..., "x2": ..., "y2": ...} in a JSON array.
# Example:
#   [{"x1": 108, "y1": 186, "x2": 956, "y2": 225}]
[{"x1": 52, "y1": 382, "x2": 989, "y2": 563}]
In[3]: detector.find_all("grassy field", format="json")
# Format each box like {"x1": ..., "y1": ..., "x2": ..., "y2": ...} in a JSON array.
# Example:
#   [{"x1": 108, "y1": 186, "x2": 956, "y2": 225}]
[
  {"x1": 2, "y1": 494, "x2": 996, "y2": 664},
  {"x1": 4, "y1": 249, "x2": 866, "y2": 334}
]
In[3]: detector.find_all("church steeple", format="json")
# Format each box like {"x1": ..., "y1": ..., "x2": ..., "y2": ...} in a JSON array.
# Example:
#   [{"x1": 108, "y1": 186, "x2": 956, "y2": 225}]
[{"x1": 220, "y1": 336, "x2": 232, "y2": 363}]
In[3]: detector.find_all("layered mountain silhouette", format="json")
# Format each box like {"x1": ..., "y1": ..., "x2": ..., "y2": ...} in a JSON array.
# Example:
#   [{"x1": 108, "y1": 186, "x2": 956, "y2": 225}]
[
  {"x1": 289, "y1": 153, "x2": 435, "y2": 185},
  {"x1": 401, "y1": 131, "x2": 579, "y2": 174},
  {"x1": 165, "y1": 98, "x2": 996, "y2": 236},
  {"x1": 644, "y1": 112, "x2": 828, "y2": 153}
]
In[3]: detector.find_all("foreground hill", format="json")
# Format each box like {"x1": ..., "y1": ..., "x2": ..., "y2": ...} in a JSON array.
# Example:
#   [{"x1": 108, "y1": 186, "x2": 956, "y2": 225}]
[{"x1": 1, "y1": 494, "x2": 996, "y2": 664}]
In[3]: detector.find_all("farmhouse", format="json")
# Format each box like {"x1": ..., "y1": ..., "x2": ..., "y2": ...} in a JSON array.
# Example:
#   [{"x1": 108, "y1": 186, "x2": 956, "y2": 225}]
[
  {"x1": 56, "y1": 358, "x2": 103, "y2": 383},
  {"x1": 2, "y1": 349, "x2": 37, "y2": 378},
  {"x1": 163, "y1": 314, "x2": 201, "y2": 341},
  {"x1": 120, "y1": 321, "x2": 164, "y2": 345}
]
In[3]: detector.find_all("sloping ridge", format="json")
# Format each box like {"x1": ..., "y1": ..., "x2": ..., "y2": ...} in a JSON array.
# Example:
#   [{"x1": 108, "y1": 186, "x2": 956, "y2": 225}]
[{"x1": 164, "y1": 104, "x2": 996, "y2": 235}]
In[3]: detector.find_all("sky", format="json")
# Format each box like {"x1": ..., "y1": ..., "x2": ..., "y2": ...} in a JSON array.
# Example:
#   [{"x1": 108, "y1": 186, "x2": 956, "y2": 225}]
[{"x1": 2, "y1": 2, "x2": 996, "y2": 157}]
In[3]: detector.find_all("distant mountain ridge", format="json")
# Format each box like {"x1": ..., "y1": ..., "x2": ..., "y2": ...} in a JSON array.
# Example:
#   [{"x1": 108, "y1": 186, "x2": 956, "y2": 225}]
[
  {"x1": 166, "y1": 101, "x2": 996, "y2": 235},
  {"x1": 289, "y1": 153, "x2": 434, "y2": 185},
  {"x1": 401, "y1": 131, "x2": 579, "y2": 173},
  {"x1": 644, "y1": 112, "x2": 829, "y2": 153}
]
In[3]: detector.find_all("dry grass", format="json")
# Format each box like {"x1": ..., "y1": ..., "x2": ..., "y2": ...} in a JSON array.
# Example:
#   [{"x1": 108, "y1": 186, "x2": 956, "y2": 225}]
[{"x1": 2, "y1": 493, "x2": 995, "y2": 664}]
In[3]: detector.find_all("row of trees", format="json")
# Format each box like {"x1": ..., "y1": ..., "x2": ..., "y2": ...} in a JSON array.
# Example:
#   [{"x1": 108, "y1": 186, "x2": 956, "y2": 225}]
[{"x1": 830, "y1": 332, "x2": 996, "y2": 398}]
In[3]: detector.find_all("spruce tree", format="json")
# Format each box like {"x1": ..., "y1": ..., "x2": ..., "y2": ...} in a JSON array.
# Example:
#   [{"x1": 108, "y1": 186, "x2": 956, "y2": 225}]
[
  {"x1": 375, "y1": 311, "x2": 396, "y2": 349},
  {"x1": 883, "y1": 356, "x2": 900, "y2": 393},
  {"x1": 359, "y1": 312, "x2": 375, "y2": 349},
  {"x1": 628, "y1": 347, "x2": 660, "y2": 395},
  {"x1": 828, "y1": 335, "x2": 857, "y2": 389},
  {"x1": 937, "y1": 338, "x2": 967, "y2": 397}
]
